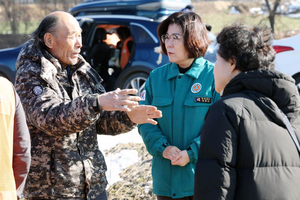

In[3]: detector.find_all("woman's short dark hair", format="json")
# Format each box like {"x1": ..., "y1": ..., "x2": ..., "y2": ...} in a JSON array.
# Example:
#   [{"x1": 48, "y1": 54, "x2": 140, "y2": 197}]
[
  {"x1": 217, "y1": 23, "x2": 276, "y2": 71},
  {"x1": 157, "y1": 11, "x2": 210, "y2": 58},
  {"x1": 31, "y1": 14, "x2": 59, "y2": 49}
]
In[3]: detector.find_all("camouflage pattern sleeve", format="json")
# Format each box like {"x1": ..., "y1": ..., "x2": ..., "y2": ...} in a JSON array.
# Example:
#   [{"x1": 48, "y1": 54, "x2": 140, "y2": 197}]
[
  {"x1": 96, "y1": 110, "x2": 136, "y2": 135},
  {"x1": 15, "y1": 62, "x2": 100, "y2": 136}
]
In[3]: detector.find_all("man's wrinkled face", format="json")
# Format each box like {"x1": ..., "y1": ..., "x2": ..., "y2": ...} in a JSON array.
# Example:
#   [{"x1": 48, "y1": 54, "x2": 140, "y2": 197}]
[{"x1": 50, "y1": 15, "x2": 82, "y2": 67}]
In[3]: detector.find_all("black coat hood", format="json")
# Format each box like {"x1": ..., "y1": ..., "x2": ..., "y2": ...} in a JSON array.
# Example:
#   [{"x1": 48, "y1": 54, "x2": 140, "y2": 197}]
[
  {"x1": 223, "y1": 70, "x2": 300, "y2": 124},
  {"x1": 195, "y1": 70, "x2": 300, "y2": 200}
]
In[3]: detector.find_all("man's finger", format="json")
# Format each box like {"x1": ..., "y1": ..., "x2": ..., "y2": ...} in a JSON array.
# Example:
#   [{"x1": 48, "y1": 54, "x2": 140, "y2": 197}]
[
  {"x1": 119, "y1": 89, "x2": 138, "y2": 95},
  {"x1": 126, "y1": 96, "x2": 141, "y2": 102},
  {"x1": 145, "y1": 119, "x2": 158, "y2": 125},
  {"x1": 121, "y1": 100, "x2": 139, "y2": 106},
  {"x1": 140, "y1": 105, "x2": 158, "y2": 111},
  {"x1": 138, "y1": 105, "x2": 162, "y2": 118},
  {"x1": 147, "y1": 111, "x2": 162, "y2": 118},
  {"x1": 113, "y1": 105, "x2": 131, "y2": 112}
]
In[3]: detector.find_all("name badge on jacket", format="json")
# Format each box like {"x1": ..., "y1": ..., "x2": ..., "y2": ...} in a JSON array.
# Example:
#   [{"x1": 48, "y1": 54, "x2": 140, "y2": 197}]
[{"x1": 195, "y1": 97, "x2": 211, "y2": 103}]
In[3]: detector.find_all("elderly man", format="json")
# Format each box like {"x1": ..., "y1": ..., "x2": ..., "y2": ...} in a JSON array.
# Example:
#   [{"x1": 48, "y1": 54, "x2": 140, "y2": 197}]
[{"x1": 14, "y1": 11, "x2": 161, "y2": 200}]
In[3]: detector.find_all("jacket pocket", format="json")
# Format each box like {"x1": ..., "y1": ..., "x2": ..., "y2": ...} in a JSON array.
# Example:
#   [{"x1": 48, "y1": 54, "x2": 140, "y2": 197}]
[
  {"x1": 152, "y1": 97, "x2": 173, "y2": 118},
  {"x1": 183, "y1": 97, "x2": 212, "y2": 128},
  {"x1": 152, "y1": 97, "x2": 173, "y2": 107}
]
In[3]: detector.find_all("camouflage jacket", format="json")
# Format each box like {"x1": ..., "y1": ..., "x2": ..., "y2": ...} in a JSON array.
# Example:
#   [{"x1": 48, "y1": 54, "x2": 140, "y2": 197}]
[{"x1": 14, "y1": 40, "x2": 136, "y2": 200}]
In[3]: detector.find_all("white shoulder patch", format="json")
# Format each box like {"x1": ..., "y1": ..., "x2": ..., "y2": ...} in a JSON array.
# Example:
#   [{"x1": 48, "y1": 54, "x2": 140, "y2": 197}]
[
  {"x1": 33, "y1": 86, "x2": 43, "y2": 96},
  {"x1": 140, "y1": 90, "x2": 146, "y2": 101}
]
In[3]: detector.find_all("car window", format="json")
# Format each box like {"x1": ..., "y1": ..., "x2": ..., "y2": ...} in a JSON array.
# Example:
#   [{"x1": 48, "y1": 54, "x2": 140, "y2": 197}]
[
  {"x1": 131, "y1": 24, "x2": 155, "y2": 44},
  {"x1": 80, "y1": 20, "x2": 94, "y2": 45}
]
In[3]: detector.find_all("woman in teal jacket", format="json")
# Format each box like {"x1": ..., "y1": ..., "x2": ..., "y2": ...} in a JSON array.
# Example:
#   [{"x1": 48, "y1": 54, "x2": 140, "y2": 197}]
[{"x1": 138, "y1": 11, "x2": 220, "y2": 199}]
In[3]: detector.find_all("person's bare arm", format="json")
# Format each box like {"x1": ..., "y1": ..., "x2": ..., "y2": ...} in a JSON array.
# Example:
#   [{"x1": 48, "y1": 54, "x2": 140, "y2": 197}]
[{"x1": 13, "y1": 91, "x2": 31, "y2": 199}]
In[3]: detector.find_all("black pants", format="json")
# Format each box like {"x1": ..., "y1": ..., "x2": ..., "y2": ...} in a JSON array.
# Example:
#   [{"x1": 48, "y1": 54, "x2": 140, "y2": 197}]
[{"x1": 157, "y1": 195, "x2": 193, "y2": 200}]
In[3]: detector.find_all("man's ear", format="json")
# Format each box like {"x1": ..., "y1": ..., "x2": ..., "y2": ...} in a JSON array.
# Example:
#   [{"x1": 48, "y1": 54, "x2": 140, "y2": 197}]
[{"x1": 44, "y1": 33, "x2": 54, "y2": 49}]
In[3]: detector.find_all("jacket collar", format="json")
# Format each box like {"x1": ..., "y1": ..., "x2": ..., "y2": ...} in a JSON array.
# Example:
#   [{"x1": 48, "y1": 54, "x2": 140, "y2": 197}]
[
  {"x1": 223, "y1": 69, "x2": 300, "y2": 118},
  {"x1": 39, "y1": 49, "x2": 94, "y2": 83},
  {"x1": 39, "y1": 50, "x2": 60, "y2": 83},
  {"x1": 17, "y1": 40, "x2": 104, "y2": 95},
  {"x1": 166, "y1": 57, "x2": 206, "y2": 80},
  {"x1": 38, "y1": 47, "x2": 103, "y2": 94},
  {"x1": 40, "y1": 51, "x2": 105, "y2": 95}
]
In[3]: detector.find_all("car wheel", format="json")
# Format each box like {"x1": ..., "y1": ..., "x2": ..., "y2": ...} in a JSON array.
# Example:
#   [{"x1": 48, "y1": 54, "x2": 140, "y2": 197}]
[
  {"x1": 123, "y1": 72, "x2": 148, "y2": 96},
  {"x1": 294, "y1": 75, "x2": 300, "y2": 95}
]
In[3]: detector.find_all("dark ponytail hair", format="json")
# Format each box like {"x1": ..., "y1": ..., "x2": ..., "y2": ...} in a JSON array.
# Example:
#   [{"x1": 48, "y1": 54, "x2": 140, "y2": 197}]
[{"x1": 31, "y1": 14, "x2": 59, "y2": 49}]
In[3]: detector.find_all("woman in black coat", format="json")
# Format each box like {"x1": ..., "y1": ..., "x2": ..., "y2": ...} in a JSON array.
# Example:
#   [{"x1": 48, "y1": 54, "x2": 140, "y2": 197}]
[{"x1": 194, "y1": 23, "x2": 300, "y2": 200}]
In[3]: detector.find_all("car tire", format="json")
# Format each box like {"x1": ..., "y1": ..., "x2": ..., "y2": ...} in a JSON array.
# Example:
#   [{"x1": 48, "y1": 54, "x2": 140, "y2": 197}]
[{"x1": 123, "y1": 72, "x2": 148, "y2": 96}]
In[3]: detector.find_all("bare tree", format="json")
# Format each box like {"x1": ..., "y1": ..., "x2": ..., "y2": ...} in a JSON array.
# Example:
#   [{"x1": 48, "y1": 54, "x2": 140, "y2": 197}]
[
  {"x1": 53, "y1": 0, "x2": 58, "y2": 10},
  {"x1": 0, "y1": 0, "x2": 20, "y2": 34},
  {"x1": 20, "y1": 4, "x2": 35, "y2": 34},
  {"x1": 62, "y1": 0, "x2": 72, "y2": 12},
  {"x1": 264, "y1": 0, "x2": 281, "y2": 33},
  {"x1": 38, "y1": 0, "x2": 52, "y2": 15}
]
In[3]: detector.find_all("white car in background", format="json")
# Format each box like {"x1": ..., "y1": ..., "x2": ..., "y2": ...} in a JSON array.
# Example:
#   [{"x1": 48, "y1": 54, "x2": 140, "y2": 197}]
[{"x1": 273, "y1": 34, "x2": 300, "y2": 94}]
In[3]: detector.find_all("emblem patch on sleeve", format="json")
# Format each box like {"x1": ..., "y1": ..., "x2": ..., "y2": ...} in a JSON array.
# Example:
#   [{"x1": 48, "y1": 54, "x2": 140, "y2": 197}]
[
  {"x1": 33, "y1": 86, "x2": 43, "y2": 96},
  {"x1": 195, "y1": 97, "x2": 211, "y2": 103},
  {"x1": 140, "y1": 90, "x2": 146, "y2": 101}
]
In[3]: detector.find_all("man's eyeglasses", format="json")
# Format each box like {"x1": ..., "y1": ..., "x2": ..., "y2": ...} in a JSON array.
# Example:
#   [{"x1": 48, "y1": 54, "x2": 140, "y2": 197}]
[{"x1": 161, "y1": 34, "x2": 183, "y2": 44}]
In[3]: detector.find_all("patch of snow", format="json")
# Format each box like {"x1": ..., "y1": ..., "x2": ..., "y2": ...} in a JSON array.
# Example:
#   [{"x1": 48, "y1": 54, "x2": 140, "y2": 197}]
[
  {"x1": 249, "y1": 7, "x2": 265, "y2": 15},
  {"x1": 105, "y1": 150, "x2": 139, "y2": 186},
  {"x1": 229, "y1": 6, "x2": 240, "y2": 14},
  {"x1": 98, "y1": 128, "x2": 143, "y2": 152},
  {"x1": 97, "y1": 127, "x2": 143, "y2": 187}
]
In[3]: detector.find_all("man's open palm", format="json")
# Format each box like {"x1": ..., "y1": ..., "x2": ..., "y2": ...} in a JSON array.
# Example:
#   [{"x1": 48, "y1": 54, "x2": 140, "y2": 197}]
[{"x1": 127, "y1": 105, "x2": 162, "y2": 125}]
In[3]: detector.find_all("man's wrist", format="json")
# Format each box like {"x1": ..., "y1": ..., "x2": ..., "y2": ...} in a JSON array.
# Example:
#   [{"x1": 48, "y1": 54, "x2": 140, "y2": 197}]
[{"x1": 92, "y1": 96, "x2": 102, "y2": 112}]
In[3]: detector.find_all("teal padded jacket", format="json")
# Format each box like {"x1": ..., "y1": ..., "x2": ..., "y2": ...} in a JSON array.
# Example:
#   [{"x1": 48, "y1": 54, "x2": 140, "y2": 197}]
[{"x1": 138, "y1": 57, "x2": 220, "y2": 198}]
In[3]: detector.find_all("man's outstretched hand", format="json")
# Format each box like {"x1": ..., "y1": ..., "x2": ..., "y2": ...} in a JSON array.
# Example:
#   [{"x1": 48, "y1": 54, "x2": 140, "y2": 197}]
[
  {"x1": 126, "y1": 105, "x2": 162, "y2": 125},
  {"x1": 98, "y1": 88, "x2": 162, "y2": 125},
  {"x1": 98, "y1": 88, "x2": 140, "y2": 111}
]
